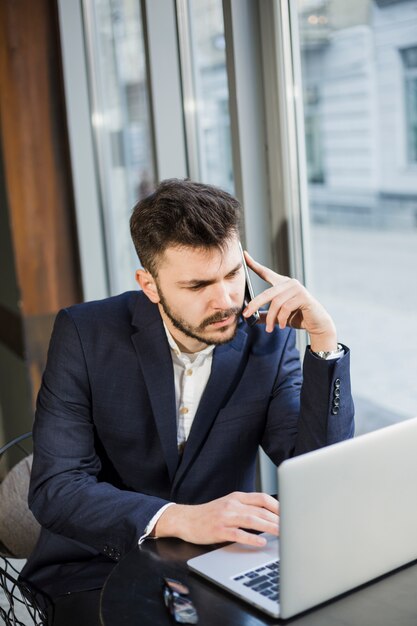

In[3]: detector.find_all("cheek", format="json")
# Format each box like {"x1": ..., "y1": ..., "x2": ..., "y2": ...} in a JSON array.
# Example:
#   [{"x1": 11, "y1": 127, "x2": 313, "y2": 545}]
[
  {"x1": 189, "y1": 296, "x2": 210, "y2": 320},
  {"x1": 173, "y1": 291, "x2": 206, "y2": 322},
  {"x1": 233, "y1": 277, "x2": 245, "y2": 303}
]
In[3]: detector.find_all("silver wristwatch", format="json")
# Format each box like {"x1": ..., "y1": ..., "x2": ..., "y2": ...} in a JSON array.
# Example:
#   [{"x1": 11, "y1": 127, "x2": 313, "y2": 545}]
[{"x1": 311, "y1": 343, "x2": 344, "y2": 360}]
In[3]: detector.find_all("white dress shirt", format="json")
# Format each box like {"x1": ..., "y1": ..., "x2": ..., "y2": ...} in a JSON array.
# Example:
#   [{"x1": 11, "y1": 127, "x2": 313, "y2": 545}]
[
  {"x1": 138, "y1": 324, "x2": 214, "y2": 543},
  {"x1": 164, "y1": 323, "x2": 215, "y2": 449}
]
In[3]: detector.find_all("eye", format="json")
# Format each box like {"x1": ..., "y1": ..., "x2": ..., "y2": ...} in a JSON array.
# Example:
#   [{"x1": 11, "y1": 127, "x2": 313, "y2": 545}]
[
  {"x1": 226, "y1": 268, "x2": 241, "y2": 280},
  {"x1": 188, "y1": 283, "x2": 205, "y2": 291}
]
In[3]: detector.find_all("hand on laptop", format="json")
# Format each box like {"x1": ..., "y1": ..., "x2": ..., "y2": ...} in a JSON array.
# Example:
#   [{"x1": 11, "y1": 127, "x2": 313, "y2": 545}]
[
  {"x1": 242, "y1": 251, "x2": 338, "y2": 353},
  {"x1": 154, "y1": 492, "x2": 279, "y2": 547}
]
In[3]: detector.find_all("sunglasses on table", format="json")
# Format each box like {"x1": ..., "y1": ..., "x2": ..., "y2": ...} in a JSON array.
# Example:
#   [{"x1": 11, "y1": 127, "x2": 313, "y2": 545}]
[{"x1": 162, "y1": 576, "x2": 198, "y2": 624}]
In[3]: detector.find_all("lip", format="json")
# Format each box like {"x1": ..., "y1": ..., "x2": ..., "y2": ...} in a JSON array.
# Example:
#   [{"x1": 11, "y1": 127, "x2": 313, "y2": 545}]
[{"x1": 210, "y1": 315, "x2": 234, "y2": 328}]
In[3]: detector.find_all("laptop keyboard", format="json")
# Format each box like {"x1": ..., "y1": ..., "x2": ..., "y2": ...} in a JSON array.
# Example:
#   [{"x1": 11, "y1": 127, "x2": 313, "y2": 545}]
[{"x1": 232, "y1": 560, "x2": 280, "y2": 602}]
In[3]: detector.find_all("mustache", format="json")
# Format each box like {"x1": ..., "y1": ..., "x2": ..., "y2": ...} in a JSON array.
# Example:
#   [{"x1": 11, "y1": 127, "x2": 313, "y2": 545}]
[{"x1": 198, "y1": 306, "x2": 243, "y2": 330}]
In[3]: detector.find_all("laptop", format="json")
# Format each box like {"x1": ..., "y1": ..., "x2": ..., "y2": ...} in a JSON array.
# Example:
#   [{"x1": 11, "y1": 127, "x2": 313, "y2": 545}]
[{"x1": 187, "y1": 416, "x2": 417, "y2": 619}]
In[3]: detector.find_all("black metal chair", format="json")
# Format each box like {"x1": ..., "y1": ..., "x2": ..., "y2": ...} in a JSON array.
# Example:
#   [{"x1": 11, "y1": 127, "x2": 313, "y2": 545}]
[{"x1": 0, "y1": 432, "x2": 48, "y2": 625}]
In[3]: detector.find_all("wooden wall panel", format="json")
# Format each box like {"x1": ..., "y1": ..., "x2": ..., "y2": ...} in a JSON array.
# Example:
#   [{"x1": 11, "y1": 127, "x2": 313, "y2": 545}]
[{"x1": 0, "y1": 0, "x2": 83, "y2": 408}]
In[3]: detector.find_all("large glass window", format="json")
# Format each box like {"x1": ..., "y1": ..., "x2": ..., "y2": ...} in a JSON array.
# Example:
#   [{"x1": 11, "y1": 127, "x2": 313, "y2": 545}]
[
  {"x1": 177, "y1": 0, "x2": 234, "y2": 193},
  {"x1": 83, "y1": 0, "x2": 155, "y2": 294},
  {"x1": 294, "y1": 0, "x2": 417, "y2": 434}
]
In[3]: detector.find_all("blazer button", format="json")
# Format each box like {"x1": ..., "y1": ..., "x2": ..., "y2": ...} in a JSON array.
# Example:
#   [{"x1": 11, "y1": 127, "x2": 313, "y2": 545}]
[
  {"x1": 333, "y1": 398, "x2": 340, "y2": 407},
  {"x1": 334, "y1": 379, "x2": 341, "y2": 389},
  {"x1": 334, "y1": 388, "x2": 340, "y2": 398},
  {"x1": 332, "y1": 406, "x2": 339, "y2": 415}
]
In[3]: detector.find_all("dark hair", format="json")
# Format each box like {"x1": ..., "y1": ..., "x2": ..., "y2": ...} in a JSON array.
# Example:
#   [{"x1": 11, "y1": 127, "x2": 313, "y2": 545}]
[{"x1": 130, "y1": 178, "x2": 241, "y2": 275}]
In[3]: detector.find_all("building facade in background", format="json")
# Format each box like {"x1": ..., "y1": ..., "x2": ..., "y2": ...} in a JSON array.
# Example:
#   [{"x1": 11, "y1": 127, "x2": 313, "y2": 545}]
[{"x1": 300, "y1": 0, "x2": 417, "y2": 228}]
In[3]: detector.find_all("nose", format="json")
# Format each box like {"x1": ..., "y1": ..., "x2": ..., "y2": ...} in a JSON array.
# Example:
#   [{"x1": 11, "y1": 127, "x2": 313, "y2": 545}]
[{"x1": 209, "y1": 281, "x2": 234, "y2": 310}]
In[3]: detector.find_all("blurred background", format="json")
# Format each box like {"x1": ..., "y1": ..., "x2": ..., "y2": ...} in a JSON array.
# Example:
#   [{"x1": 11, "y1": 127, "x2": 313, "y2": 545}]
[{"x1": 1, "y1": 0, "x2": 416, "y2": 478}]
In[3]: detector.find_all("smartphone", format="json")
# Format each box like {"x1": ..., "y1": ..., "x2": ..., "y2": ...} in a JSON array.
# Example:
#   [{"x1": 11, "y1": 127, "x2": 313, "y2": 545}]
[{"x1": 239, "y1": 242, "x2": 260, "y2": 327}]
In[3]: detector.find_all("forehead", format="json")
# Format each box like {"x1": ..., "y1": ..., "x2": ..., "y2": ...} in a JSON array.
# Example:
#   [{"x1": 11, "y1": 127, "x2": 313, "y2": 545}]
[{"x1": 157, "y1": 237, "x2": 241, "y2": 278}]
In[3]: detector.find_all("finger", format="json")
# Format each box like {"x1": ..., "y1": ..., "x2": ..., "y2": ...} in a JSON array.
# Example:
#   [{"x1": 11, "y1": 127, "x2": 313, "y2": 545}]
[
  {"x1": 276, "y1": 296, "x2": 304, "y2": 330},
  {"x1": 243, "y1": 279, "x2": 300, "y2": 321},
  {"x1": 268, "y1": 281, "x2": 310, "y2": 330},
  {"x1": 227, "y1": 504, "x2": 279, "y2": 528},
  {"x1": 243, "y1": 285, "x2": 285, "y2": 319},
  {"x1": 233, "y1": 513, "x2": 279, "y2": 537},
  {"x1": 223, "y1": 527, "x2": 268, "y2": 547},
  {"x1": 243, "y1": 251, "x2": 283, "y2": 286},
  {"x1": 242, "y1": 285, "x2": 287, "y2": 321},
  {"x1": 234, "y1": 492, "x2": 280, "y2": 515},
  {"x1": 249, "y1": 505, "x2": 280, "y2": 524},
  {"x1": 272, "y1": 293, "x2": 305, "y2": 330},
  {"x1": 257, "y1": 284, "x2": 303, "y2": 331}
]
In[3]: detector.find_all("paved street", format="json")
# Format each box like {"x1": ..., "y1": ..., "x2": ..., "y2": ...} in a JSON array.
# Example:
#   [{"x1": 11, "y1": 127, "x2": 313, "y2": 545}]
[{"x1": 310, "y1": 224, "x2": 417, "y2": 435}]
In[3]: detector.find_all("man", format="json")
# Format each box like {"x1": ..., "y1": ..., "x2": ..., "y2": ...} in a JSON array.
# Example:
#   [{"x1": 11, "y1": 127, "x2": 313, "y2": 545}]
[{"x1": 21, "y1": 179, "x2": 354, "y2": 621}]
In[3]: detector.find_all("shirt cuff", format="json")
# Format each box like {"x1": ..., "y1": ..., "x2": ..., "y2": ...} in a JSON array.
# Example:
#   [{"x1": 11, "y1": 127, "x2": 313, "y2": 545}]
[{"x1": 138, "y1": 502, "x2": 175, "y2": 545}]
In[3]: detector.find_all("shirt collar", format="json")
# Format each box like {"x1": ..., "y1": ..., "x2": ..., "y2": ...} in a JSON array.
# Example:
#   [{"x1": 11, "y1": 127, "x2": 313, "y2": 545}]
[{"x1": 163, "y1": 322, "x2": 215, "y2": 362}]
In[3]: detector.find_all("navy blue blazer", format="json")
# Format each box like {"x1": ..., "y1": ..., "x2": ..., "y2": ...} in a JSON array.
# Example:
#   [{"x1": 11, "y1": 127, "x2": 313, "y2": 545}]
[{"x1": 22, "y1": 291, "x2": 354, "y2": 599}]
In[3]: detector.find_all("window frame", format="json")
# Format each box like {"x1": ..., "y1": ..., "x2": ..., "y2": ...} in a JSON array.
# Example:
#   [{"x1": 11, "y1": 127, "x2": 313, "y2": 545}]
[{"x1": 58, "y1": 0, "x2": 109, "y2": 301}]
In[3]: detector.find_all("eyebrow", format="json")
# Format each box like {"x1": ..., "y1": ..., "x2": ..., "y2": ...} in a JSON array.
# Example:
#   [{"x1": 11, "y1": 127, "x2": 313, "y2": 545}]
[{"x1": 176, "y1": 262, "x2": 242, "y2": 288}]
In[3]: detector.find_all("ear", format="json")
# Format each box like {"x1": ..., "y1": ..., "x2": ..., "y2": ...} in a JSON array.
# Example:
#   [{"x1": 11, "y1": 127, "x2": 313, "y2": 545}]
[{"x1": 135, "y1": 269, "x2": 160, "y2": 303}]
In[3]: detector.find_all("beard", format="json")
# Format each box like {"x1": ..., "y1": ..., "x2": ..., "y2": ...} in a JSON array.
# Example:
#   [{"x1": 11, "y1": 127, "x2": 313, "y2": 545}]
[{"x1": 156, "y1": 284, "x2": 243, "y2": 346}]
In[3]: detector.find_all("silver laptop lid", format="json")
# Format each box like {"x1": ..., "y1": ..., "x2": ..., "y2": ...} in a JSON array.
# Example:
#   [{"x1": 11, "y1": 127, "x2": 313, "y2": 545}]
[{"x1": 279, "y1": 416, "x2": 417, "y2": 618}]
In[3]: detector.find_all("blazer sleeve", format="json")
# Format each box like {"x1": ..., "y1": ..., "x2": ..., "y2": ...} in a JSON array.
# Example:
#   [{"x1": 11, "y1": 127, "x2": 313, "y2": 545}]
[
  {"x1": 261, "y1": 329, "x2": 355, "y2": 466},
  {"x1": 28, "y1": 309, "x2": 170, "y2": 561}
]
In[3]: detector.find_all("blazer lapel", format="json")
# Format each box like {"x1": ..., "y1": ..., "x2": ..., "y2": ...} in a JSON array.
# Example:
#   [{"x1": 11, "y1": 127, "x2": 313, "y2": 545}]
[
  {"x1": 171, "y1": 327, "x2": 248, "y2": 492},
  {"x1": 130, "y1": 295, "x2": 179, "y2": 482}
]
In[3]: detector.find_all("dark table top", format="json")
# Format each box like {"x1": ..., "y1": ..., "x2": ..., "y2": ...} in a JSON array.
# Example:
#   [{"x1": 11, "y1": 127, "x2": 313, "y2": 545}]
[{"x1": 100, "y1": 538, "x2": 417, "y2": 626}]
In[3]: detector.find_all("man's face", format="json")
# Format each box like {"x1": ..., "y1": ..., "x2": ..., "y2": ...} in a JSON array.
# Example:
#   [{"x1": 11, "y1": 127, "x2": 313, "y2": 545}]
[{"x1": 150, "y1": 236, "x2": 246, "y2": 351}]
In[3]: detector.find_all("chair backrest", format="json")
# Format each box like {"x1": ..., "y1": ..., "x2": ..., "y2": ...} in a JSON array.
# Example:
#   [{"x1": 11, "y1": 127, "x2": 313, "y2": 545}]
[{"x1": 0, "y1": 433, "x2": 48, "y2": 625}]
